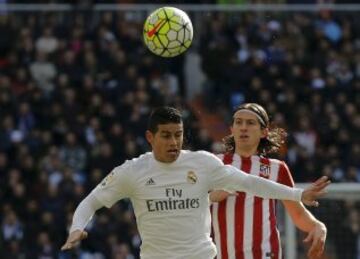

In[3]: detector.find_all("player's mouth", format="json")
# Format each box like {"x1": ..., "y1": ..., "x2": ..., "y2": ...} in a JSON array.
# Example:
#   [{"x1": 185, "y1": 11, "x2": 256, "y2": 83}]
[
  {"x1": 239, "y1": 135, "x2": 249, "y2": 140},
  {"x1": 167, "y1": 149, "x2": 179, "y2": 155}
]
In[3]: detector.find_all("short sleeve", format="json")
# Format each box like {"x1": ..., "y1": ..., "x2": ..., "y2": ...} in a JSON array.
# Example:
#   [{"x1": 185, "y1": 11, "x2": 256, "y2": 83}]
[
  {"x1": 92, "y1": 160, "x2": 133, "y2": 208},
  {"x1": 277, "y1": 162, "x2": 295, "y2": 187}
]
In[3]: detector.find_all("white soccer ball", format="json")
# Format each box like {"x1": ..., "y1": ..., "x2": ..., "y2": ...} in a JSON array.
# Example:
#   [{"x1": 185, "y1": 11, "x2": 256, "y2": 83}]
[{"x1": 143, "y1": 7, "x2": 193, "y2": 58}]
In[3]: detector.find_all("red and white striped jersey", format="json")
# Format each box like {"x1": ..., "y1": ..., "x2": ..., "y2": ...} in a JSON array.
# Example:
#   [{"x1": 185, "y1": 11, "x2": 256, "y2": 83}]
[{"x1": 211, "y1": 153, "x2": 294, "y2": 259}]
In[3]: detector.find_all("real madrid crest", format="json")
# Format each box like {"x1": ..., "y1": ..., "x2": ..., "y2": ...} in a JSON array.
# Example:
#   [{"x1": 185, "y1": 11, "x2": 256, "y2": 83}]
[{"x1": 187, "y1": 171, "x2": 197, "y2": 184}]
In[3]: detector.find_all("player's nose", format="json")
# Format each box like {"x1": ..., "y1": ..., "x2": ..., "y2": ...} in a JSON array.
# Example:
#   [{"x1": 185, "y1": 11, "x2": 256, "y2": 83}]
[
  {"x1": 239, "y1": 125, "x2": 248, "y2": 131},
  {"x1": 169, "y1": 136, "x2": 178, "y2": 146}
]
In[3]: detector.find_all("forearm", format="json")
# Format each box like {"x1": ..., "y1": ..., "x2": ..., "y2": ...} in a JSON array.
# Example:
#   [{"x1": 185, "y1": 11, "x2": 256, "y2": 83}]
[
  {"x1": 284, "y1": 201, "x2": 324, "y2": 232},
  {"x1": 69, "y1": 192, "x2": 103, "y2": 233},
  {"x1": 222, "y1": 165, "x2": 303, "y2": 201},
  {"x1": 296, "y1": 210, "x2": 321, "y2": 232}
]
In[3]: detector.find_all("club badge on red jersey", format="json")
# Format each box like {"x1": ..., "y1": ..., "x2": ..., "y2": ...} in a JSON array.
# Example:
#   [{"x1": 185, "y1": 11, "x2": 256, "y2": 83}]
[{"x1": 259, "y1": 164, "x2": 271, "y2": 178}]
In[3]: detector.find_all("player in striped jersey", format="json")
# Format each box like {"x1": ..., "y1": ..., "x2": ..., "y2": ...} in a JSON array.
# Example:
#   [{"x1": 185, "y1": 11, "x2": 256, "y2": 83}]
[{"x1": 210, "y1": 103, "x2": 327, "y2": 259}]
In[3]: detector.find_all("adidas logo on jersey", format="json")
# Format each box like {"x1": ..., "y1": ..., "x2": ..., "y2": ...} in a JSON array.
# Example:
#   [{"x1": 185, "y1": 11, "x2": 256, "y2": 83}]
[{"x1": 146, "y1": 178, "x2": 156, "y2": 186}]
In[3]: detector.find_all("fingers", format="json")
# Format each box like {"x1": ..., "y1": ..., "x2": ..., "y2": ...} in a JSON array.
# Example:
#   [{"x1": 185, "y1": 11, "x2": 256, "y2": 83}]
[
  {"x1": 310, "y1": 190, "x2": 328, "y2": 205},
  {"x1": 61, "y1": 239, "x2": 80, "y2": 251},
  {"x1": 313, "y1": 176, "x2": 328, "y2": 186},
  {"x1": 314, "y1": 191, "x2": 327, "y2": 198},
  {"x1": 317, "y1": 244, "x2": 325, "y2": 258},
  {"x1": 305, "y1": 227, "x2": 326, "y2": 259},
  {"x1": 303, "y1": 231, "x2": 312, "y2": 243},
  {"x1": 61, "y1": 242, "x2": 75, "y2": 251},
  {"x1": 308, "y1": 182, "x2": 330, "y2": 201},
  {"x1": 311, "y1": 180, "x2": 331, "y2": 191},
  {"x1": 309, "y1": 200, "x2": 319, "y2": 207},
  {"x1": 308, "y1": 247, "x2": 318, "y2": 259},
  {"x1": 60, "y1": 231, "x2": 88, "y2": 251},
  {"x1": 307, "y1": 234, "x2": 318, "y2": 255},
  {"x1": 81, "y1": 231, "x2": 88, "y2": 240},
  {"x1": 307, "y1": 239, "x2": 324, "y2": 259},
  {"x1": 312, "y1": 176, "x2": 330, "y2": 188},
  {"x1": 302, "y1": 177, "x2": 331, "y2": 207},
  {"x1": 302, "y1": 196, "x2": 319, "y2": 207}
]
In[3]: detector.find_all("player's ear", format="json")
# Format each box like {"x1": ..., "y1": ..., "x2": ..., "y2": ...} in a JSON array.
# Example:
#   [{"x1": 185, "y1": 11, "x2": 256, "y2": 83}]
[
  {"x1": 261, "y1": 128, "x2": 269, "y2": 139},
  {"x1": 146, "y1": 130, "x2": 154, "y2": 144}
]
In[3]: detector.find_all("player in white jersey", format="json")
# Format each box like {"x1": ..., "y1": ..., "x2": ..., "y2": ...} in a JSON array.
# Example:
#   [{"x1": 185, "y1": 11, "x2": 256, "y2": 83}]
[
  {"x1": 61, "y1": 106, "x2": 330, "y2": 259},
  {"x1": 210, "y1": 103, "x2": 327, "y2": 259}
]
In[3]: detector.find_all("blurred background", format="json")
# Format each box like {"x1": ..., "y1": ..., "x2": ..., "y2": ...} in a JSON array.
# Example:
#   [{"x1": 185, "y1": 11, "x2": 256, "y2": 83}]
[{"x1": 0, "y1": 1, "x2": 359, "y2": 258}]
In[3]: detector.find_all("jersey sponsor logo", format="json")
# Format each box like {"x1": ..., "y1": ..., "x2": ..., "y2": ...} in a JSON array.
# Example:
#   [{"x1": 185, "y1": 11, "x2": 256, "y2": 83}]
[
  {"x1": 187, "y1": 171, "x2": 197, "y2": 184},
  {"x1": 146, "y1": 178, "x2": 156, "y2": 186},
  {"x1": 259, "y1": 163, "x2": 271, "y2": 178},
  {"x1": 146, "y1": 188, "x2": 200, "y2": 212},
  {"x1": 146, "y1": 198, "x2": 200, "y2": 212}
]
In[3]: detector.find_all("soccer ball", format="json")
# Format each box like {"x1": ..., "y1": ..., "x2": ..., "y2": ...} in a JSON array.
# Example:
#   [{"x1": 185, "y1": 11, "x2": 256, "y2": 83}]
[{"x1": 143, "y1": 7, "x2": 193, "y2": 58}]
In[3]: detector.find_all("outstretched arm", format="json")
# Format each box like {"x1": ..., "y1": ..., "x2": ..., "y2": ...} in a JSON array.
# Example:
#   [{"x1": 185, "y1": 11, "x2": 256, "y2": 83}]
[
  {"x1": 61, "y1": 192, "x2": 103, "y2": 250},
  {"x1": 211, "y1": 165, "x2": 330, "y2": 206},
  {"x1": 283, "y1": 200, "x2": 327, "y2": 258}
]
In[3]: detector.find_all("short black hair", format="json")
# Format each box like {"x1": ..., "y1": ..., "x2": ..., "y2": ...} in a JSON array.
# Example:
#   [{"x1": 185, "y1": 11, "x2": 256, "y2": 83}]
[{"x1": 148, "y1": 107, "x2": 183, "y2": 133}]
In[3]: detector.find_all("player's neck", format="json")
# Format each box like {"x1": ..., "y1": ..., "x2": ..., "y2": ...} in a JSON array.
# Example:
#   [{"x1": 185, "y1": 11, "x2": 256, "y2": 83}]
[{"x1": 235, "y1": 146, "x2": 257, "y2": 158}]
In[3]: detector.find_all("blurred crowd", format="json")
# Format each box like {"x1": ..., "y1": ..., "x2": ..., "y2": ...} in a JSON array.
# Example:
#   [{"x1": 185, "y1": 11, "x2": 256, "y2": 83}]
[{"x1": 0, "y1": 4, "x2": 359, "y2": 259}]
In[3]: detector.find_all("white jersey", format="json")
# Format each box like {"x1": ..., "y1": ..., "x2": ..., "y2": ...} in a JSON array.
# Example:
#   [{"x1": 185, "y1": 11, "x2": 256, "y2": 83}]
[{"x1": 90, "y1": 150, "x2": 302, "y2": 259}]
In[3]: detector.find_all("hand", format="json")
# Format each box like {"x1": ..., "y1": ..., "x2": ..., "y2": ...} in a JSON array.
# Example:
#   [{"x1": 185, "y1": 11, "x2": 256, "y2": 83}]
[
  {"x1": 304, "y1": 222, "x2": 327, "y2": 259},
  {"x1": 61, "y1": 230, "x2": 88, "y2": 251},
  {"x1": 209, "y1": 190, "x2": 234, "y2": 202},
  {"x1": 301, "y1": 176, "x2": 330, "y2": 207}
]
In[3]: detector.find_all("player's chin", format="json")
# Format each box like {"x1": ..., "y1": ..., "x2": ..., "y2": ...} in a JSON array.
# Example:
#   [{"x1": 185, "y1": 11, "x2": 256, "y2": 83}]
[
  {"x1": 237, "y1": 138, "x2": 250, "y2": 144},
  {"x1": 166, "y1": 151, "x2": 180, "y2": 162}
]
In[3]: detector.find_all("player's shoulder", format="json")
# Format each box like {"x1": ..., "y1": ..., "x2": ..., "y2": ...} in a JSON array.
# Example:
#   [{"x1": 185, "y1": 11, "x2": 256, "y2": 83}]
[
  {"x1": 266, "y1": 157, "x2": 291, "y2": 176},
  {"x1": 183, "y1": 150, "x2": 220, "y2": 160},
  {"x1": 215, "y1": 153, "x2": 225, "y2": 160},
  {"x1": 263, "y1": 157, "x2": 285, "y2": 166},
  {"x1": 181, "y1": 150, "x2": 224, "y2": 166},
  {"x1": 129, "y1": 152, "x2": 153, "y2": 170},
  {"x1": 266, "y1": 157, "x2": 294, "y2": 185},
  {"x1": 112, "y1": 152, "x2": 152, "y2": 174}
]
